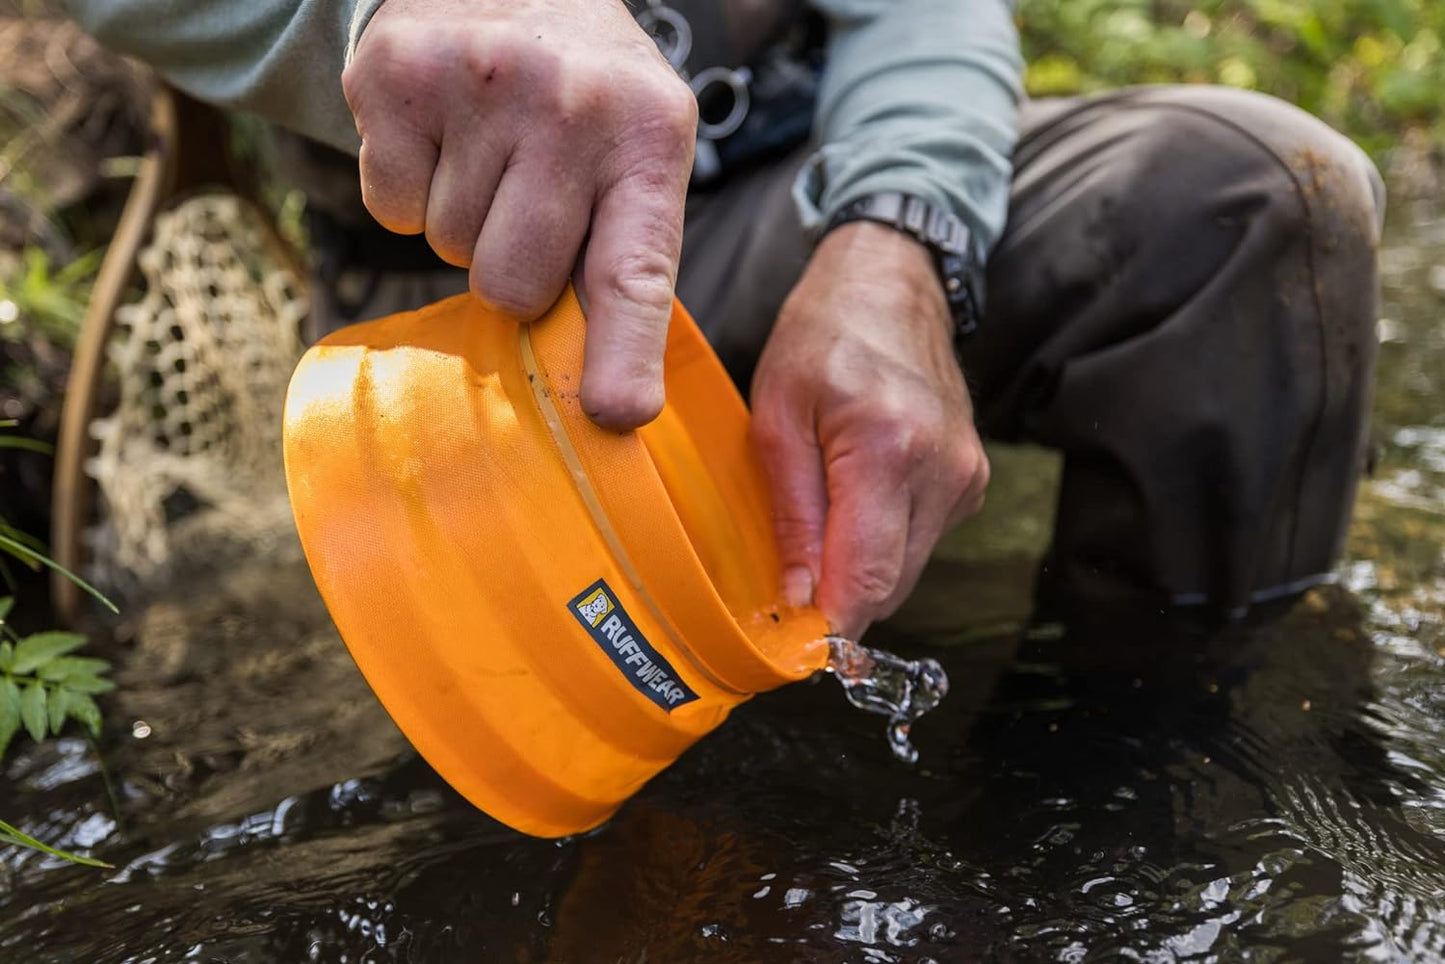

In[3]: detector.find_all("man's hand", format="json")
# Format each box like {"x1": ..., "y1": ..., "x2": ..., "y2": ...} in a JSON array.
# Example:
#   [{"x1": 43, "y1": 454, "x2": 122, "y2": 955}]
[
  {"x1": 344, "y1": 0, "x2": 697, "y2": 429},
  {"x1": 751, "y1": 222, "x2": 990, "y2": 639}
]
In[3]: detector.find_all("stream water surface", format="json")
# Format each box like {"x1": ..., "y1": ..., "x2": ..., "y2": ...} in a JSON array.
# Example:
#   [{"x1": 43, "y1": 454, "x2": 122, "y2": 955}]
[{"x1": 0, "y1": 204, "x2": 1442, "y2": 963}]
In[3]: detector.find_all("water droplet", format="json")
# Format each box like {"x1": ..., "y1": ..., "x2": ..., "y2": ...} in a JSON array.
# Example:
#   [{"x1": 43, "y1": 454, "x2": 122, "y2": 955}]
[{"x1": 825, "y1": 636, "x2": 948, "y2": 764}]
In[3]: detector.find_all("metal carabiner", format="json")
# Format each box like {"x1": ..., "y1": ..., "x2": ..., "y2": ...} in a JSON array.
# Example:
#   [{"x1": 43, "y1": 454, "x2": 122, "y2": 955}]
[
  {"x1": 635, "y1": 0, "x2": 693, "y2": 72},
  {"x1": 690, "y1": 65, "x2": 752, "y2": 142}
]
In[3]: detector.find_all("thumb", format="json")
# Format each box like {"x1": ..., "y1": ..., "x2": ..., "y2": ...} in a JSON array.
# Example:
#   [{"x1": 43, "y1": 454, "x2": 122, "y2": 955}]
[
  {"x1": 578, "y1": 164, "x2": 690, "y2": 431},
  {"x1": 751, "y1": 393, "x2": 827, "y2": 609}
]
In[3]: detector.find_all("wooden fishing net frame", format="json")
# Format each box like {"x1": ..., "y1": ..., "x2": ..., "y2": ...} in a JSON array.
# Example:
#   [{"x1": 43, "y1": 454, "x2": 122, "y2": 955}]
[{"x1": 50, "y1": 84, "x2": 308, "y2": 619}]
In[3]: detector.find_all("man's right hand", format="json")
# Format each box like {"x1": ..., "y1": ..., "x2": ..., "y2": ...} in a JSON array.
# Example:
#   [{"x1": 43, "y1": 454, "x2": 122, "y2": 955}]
[{"x1": 343, "y1": 0, "x2": 698, "y2": 430}]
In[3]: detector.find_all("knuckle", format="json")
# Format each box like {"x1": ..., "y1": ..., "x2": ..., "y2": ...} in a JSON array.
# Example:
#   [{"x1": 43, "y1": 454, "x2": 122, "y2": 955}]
[
  {"x1": 655, "y1": 77, "x2": 699, "y2": 134},
  {"x1": 610, "y1": 75, "x2": 697, "y2": 161},
  {"x1": 348, "y1": 19, "x2": 398, "y2": 75},
  {"x1": 463, "y1": 34, "x2": 525, "y2": 87},
  {"x1": 552, "y1": 73, "x2": 608, "y2": 130},
  {"x1": 600, "y1": 252, "x2": 677, "y2": 312},
  {"x1": 973, "y1": 449, "x2": 992, "y2": 492},
  {"x1": 471, "y1": 266, "x2": 551, "y2": 320},
  {"x1": 871, "y1": 429, "x2": 917, "y2": 469},
  {"x1": 340, "y1": 59, "x2": 366, "y2": 109},
  {"x1": 886, "y1": 400, "x2": 953, "y2": 466},
  {"x1": 349, "y1": 25, "x2": 430, "y2": 97},
  {"x1": 846, "y1": 563, "x2": 898, "y2": 611},
  {"x1": 942, "y1": 441, "x2": 980, "y2": 488},
  {"x1": 947, "y1": 446, "x2": 990, "y2": 524},
  {"x1": 869, "y1": 413, "x2": 933, "y2": 468},
  {"x1": 772, "y1": 514, "x2": 820, "y2": 545}
]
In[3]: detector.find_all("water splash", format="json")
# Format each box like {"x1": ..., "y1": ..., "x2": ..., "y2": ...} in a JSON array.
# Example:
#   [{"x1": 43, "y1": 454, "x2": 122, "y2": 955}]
[{"x1": 825, "y1": 636, "x2": 949, "y2": 764}]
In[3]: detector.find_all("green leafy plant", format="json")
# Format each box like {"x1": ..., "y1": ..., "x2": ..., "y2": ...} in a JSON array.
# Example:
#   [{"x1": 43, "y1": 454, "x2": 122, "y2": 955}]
[
  {"x1": 0, "y1": 596, "x2": 112, "y2": 759},
  {"x1": 0, "y1": 420, "x2": 116, "y2": 868},
  {"x1": 0, "y1": 594, "x2": 116, "y2": 869}
]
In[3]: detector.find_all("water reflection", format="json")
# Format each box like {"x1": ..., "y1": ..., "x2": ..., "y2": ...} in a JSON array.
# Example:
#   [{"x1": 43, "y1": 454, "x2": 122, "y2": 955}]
[{"x1": 2, "y1": 580, "x2": 1444, "y2": 961}]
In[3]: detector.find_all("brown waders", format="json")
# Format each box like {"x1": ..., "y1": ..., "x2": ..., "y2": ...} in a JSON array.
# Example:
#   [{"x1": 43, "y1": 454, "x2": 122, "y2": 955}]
[{"x1": 300, "y1": 86, "x2": 1385, "y2": 619}]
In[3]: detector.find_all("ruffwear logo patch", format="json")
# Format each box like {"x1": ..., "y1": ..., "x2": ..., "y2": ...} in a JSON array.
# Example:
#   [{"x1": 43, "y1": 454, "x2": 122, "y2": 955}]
[{"x1": 568, "y1": 579, "x2": 699, "y2": 712}]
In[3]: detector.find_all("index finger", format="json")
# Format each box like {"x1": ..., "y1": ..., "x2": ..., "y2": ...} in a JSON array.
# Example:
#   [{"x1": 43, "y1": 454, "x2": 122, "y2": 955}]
[{"x1": 575, "y1": 115, "x2": 694, "y2": 431}]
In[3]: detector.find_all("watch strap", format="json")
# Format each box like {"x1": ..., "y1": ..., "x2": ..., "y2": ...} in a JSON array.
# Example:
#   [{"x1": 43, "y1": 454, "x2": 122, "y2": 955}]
[{"x1": 824, "y1": 192, "x2": 984, "y2": 338}]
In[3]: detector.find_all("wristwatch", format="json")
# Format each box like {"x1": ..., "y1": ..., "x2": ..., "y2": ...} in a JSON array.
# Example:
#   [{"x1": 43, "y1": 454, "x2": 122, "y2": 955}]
[{"x1": 822, "y1": 192, "x2": 985, "y2": 339}]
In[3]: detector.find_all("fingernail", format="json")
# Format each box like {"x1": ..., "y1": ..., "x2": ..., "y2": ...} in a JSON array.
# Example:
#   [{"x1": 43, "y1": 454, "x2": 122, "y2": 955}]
[{"x1": 783, "y1": 566, "x2": 814, "y2": 607}]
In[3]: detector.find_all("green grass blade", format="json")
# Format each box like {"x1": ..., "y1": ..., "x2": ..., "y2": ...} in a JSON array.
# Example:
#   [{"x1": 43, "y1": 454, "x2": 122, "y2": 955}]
[
  {"x1": 0, "y1": 819, "x2": 111, "y2": 868},
  {"x1": 0, "y1": 532, "x2": 117, "y2": 614},
  {"x1": 0, "y1": 436, "x2": 53, "y2": 455}
]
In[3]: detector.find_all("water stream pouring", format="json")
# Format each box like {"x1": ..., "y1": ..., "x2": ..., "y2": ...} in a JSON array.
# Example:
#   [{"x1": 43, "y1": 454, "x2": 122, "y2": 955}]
[{"x1": 825, "y1": 637, "x2": 950, "y2": 764}]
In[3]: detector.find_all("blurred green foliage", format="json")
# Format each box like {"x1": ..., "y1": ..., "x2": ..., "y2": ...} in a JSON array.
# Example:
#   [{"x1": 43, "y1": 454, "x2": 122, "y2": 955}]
[
  {"x1": 1017, "y1": 0, "x2": 1444, "y2": 157},
  {"x1": 0, "y1": 246, "x2": 99, "y2": 348}
]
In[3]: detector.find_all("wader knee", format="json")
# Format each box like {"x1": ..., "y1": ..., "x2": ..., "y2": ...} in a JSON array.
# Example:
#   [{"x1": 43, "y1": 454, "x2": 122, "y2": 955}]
[{"x1": 994, "y1": 88, "x2": 1383, "y2": 617}]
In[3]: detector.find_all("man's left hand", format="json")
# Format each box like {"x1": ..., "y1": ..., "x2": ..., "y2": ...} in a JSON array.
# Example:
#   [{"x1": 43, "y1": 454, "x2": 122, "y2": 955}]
[{"x1": 750, "y1": 221, "x2": 990, "y2": 640}]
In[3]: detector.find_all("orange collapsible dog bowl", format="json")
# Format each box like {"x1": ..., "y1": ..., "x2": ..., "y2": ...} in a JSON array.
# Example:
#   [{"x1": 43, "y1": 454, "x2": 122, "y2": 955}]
[{"x1": 283, "y1": 290, "x2": 829, "y2": 837}]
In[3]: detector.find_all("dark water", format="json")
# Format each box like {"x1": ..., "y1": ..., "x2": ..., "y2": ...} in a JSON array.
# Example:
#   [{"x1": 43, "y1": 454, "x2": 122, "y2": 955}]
[{"x1": 2, "y1": 208, "x2": 1443, "y2": 962}]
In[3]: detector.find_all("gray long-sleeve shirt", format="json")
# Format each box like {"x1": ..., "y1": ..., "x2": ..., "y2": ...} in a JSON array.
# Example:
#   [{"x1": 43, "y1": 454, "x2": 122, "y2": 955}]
[{"x1": 60, "y1": 0, "x2": 1022, "y2": 254}]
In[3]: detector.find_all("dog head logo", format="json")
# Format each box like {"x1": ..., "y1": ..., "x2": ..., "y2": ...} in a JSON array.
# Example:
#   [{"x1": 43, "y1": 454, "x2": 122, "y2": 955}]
[{"x1": 575, "y1": 586, "x2": 615, "y2": 628}]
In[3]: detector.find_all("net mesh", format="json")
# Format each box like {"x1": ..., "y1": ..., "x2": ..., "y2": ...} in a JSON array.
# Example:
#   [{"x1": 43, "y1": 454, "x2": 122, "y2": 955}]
[{"x1": 86, "y1": 193, "x2": 307, "y2": 595}]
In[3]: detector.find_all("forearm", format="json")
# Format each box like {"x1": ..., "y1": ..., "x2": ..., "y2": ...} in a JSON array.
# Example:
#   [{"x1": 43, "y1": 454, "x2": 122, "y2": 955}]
[
  {"x1": 799, "y1": 0, "x2": 1023, "y2": 255},
  {"x1": 60, "y1": 0, "x2": 380, "y2": 153}
]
